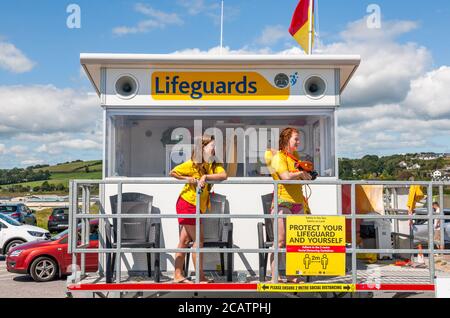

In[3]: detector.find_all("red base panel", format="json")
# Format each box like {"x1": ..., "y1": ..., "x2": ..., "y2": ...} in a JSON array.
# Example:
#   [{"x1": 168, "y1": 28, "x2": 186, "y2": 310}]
[{"x1": 68, "y1": 282, "x2": 435, "y2": 292}]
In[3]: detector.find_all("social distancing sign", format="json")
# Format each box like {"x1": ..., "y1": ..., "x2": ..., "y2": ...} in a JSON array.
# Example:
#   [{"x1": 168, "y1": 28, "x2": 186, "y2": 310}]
[
  {"x1": 286, "y1": 216, "x2": 346, "y2": 276},
  {"x1": 257, "y1": 283, "x2": 355, "y2": 293}
]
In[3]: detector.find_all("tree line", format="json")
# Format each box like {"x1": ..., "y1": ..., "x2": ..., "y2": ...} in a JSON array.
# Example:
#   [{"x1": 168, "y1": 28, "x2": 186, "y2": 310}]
[
  {"x1": 0, "y1": 181, "x2": 67, "y2": 194},
  {"x1": 0, "y1": 167, "x2": 51, "y2": 185},
  {"x1": 339, "y1": 154, "x2": 447, "y2": 180}
]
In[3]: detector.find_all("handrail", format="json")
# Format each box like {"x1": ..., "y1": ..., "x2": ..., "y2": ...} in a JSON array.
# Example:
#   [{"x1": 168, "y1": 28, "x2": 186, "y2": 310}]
[
  {"x1": 72, "y1": 179, "x2": 447, "y2": 185},
  {"x1": 68, "y1": 179, "x2": 450, "y2": 291}
]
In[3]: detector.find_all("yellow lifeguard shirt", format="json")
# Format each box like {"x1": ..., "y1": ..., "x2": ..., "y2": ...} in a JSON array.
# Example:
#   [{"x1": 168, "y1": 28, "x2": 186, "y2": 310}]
[
  {"x1": 266, "y1": 150, "x2": 304, "y2": 204},
  {"x1": 406, "y1": 185, "x2": 424, "y2": 212},
  {"x1": 172, "y1": 159, "x2": 225, "y2": 213}
]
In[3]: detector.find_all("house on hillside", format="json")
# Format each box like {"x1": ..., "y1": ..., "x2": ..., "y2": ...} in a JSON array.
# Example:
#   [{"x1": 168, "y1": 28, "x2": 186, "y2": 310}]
[
  {"x1": 398, "y1": 161, "x2": 408, "y2": 168},
  {"x1": 407, "y1": 163, "x2": 421, "y2": 170},
  {"x1": 432, "y1": 170, "x2": 442, "y2": 178}
]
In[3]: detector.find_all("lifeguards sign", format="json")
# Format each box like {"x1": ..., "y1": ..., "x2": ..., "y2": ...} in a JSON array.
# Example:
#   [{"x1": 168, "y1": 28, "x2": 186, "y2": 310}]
[
  {"x1": 151, "y1": 71, "x2": 291, "y2": 100},
  {"x1": 286, "y1": 216, "x2": 346, "y2": 276}
]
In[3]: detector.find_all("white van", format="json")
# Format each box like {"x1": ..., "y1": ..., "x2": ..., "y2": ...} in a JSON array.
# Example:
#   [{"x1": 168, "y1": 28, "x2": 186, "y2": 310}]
[{"x1": 0, "y1": 214, "x2": 50, "y2": 255}]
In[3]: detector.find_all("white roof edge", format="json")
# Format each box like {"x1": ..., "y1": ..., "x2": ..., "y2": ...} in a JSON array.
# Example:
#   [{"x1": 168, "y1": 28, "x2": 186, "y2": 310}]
[
  {"x1": 80, "y1": 53, "x2": 361, "y2": 96},
  {"x1": 80, "y1": 53, "x2": 360, "y2": 64}
]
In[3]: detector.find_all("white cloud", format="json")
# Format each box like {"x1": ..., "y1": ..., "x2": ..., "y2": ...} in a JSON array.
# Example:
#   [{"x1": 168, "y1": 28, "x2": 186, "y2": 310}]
[
  {"x1": 374, "y1": 132, "x2": 397, "y2": 142},
  {"x1": 317, "y1": 18, "x2": 432, "y2": 107},
  {"x1": 21, "y1": 158, "x2": 44, "y2": 166},
  {"x1": 0, "y1": 85, "x2": 100, "y2": 134},
  {"x1": 337, "y1": 104, "x2": 415, "y2": 126},
  {"x1": 0, "y1": 84, "x2": 102, "y2": 167},
  {"x1": 341, "y1": 19, "x2": 419, "y2": 42},
  {"x1": 10, "y1": 145, "x2": 27, "y2": 156},
  {"x1": 52, "y1": 139, "x2": 102, "y2": 151},
  {"x1": 337, "y1": 112, "x2": 450, "y2": 156},
  {"x1": 403, "y1": 66, "x2": 450, "y2": 118},
  {"x1": 36, "y1": 144, "x2": 62, "y2": 155},
  {"x1": 113, "y1": 22, "x2": 159, "y2": 36},
  {"x1": 172, "y1": 17, "x2": 449, "y2": 156},
  {"x1": 134, "y1": 2, "x2": 182, "y2": 23},
  {"x1": 15, "y1": 132, "x2": 73, "y2": 143},
  {"x1": 314, "y1": 18, "x2": 449, "y2": 156},
  {"x1": 255, "y1": 25, "x2": 290, "y2": 46},
  {"x1": 177, "y1": 0, "x2": 218, "y2": 16},
  {"x1": 1, "y1": 16, "x2": 448, "y2": 166},
  {"x1": 172, "y1": 45, "x2": 272, "y2": 55},
  {"x1": 177, "y1": 0, "x2": 239, "y2": 25},
  {"x1": 36, "y1": 138, "x2": 101, "y2": 155},
  {"x1": 0, "y1": 40, "x2": 35, "y2": 73},
  {"x1": 113, "y1": 3, "x2": 183, "y2": 36}
]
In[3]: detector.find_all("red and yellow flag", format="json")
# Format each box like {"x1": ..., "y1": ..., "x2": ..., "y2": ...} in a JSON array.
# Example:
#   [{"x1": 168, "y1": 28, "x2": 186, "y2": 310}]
[{"x1": 289, "y1": 0, "x2": 314, "y2": 54}]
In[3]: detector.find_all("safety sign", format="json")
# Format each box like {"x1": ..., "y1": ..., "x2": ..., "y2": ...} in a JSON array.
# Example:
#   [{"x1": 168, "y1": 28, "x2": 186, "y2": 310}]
[
  {"x1": 257, "y1": 283, "x2": 355, "y2": 293},
  {"x1": 286, "y1": 216, "x2": 346, "y2": 276}
]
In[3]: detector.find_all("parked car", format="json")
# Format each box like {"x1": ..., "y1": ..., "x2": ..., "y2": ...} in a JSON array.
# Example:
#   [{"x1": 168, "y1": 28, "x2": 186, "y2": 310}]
[
  {"x1": 47, "y1": 207, "x2": 69, "y2": 232},
  {"x1": 0, "y1": 214, "x2": 50, "y2": 255},
  {"x1": 0, "y1": 203, "x2": 37, "y2": 225},
  {"x1": 48, "y1": 207, "x2": 82, "y2": 233},
  {"x1": 6, "y1": 220, "x2": 98, "y2": 282},
  {"x1": 413, "y1": 208, "x2": 450, "y2": 246}
]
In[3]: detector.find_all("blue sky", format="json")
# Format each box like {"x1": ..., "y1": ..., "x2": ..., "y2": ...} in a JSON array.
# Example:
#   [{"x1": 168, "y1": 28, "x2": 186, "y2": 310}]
[
  {"x1": 0, "y1": 0, "x2": 450, "y2": 168},
  {"x1": 1, "y1": 0, "x2": 450, "y2": 87}
]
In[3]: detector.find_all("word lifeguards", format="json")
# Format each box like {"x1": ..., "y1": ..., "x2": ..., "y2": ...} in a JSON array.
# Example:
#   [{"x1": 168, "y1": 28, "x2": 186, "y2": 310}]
[{"x1": 153, "y1": 75, "x2": 258, "y2": 99}]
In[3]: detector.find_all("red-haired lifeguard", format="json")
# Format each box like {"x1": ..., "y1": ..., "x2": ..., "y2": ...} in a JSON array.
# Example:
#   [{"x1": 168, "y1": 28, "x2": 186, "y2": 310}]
[{"x1": 265, "y1": 127, "x2": 312, "y2": 283}]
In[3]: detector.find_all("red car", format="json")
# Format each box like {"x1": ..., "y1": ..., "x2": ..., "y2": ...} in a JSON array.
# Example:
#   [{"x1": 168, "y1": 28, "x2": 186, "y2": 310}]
[{"x1": 6, "y1": 220, "x2": 98, "y2": 282}]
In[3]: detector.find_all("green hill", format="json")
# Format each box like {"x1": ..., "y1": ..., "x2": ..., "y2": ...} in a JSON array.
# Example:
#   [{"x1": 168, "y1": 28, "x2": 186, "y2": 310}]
[
  {"x1": 0, "y1": 160, "x2": 103, "y2": 194},
  {"x1": 37, "y1": 160, "x2": 102, "y2": 173},
  {"x1": 339, "y1": 154, "x2": 450, "y2": 180}
]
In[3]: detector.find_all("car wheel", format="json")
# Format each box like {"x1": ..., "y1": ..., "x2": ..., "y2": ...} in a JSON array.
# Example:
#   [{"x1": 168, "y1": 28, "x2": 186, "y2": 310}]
[
  {"x1": 30, "y1": 257, "x2": 58, "y2": 282},
  {"x1": 4, "y1": 239, "x2": 25, "y2": 254}
]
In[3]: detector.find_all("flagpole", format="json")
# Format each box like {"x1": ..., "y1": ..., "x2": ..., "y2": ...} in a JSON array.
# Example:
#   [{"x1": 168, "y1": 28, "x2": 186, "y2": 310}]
[
  {"x1": 220, "y1": 0, "x2": 224, "y2": 54},
  {"x1": 308, "y1": 0, "x2": 313, "y2": 54}
]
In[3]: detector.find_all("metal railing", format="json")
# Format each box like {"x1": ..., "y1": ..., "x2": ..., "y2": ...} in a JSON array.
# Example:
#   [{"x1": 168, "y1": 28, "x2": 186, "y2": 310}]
[{"x1": 68, "y1": 179, "x2": 450, "y2": 289}]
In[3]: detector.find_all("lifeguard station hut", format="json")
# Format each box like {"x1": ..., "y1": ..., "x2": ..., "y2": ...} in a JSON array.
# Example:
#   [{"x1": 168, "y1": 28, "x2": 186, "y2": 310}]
[
  {"x1": 62, "y1": 53, "x2": 370, "y2": 293},
  {"x1": 79, "y1": 54, "x2": 361, "y2": 278}
]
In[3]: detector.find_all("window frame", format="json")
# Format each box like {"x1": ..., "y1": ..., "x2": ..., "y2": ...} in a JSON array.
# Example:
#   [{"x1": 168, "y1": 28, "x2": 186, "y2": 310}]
[{"x1": 105, "y1": 108, "x2": 337, "y2": 179}]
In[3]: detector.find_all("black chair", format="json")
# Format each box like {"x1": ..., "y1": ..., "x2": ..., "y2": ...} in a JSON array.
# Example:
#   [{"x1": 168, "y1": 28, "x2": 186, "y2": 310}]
[
  {"x1": 183, "y1": 193, "x2": 234, "y2": 281},
  {"x1": 106, "y1": 193, "x2": 161, "y2": 283},
  {"x1": 257, "y1": 193, "x2": 274, "y2": 282}
]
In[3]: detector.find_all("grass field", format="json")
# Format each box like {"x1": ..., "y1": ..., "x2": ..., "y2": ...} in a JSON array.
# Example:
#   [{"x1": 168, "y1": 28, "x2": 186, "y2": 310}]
[
  {"x1": 33, "y1": 160, "x2": 102, "y2": 173},
  {"x1": 35, "y1": 208, "x2": 53, "y2": 230},
  {"x1": 6, "y1": 171, "x2": 102, "y2": 188},
  {"x1": 35, "y1": 204, "x2": 100, "y2": 232},
  {"x1": 0, "y1": 160, "x2": 103, "y2": 194}
]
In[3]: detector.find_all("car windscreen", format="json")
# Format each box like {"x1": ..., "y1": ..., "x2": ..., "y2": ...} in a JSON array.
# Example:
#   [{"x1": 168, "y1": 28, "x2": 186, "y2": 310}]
[
  {"x1": 0, "y1": 206, "x2": 18, "y2": 212},
  {"x1": 0, "y1": 213, "x2": 21, "y2": 226},
  {"x1": 52, "y1": 223, "x2": 98, "y2": 241},
  {"x1": 52, "y1": 229, "x2": 69, "y2": 240},
  {"x1": 52, "y1": 208, "x2": 69, "y2": 215},
  {"x1": 414, "y1": 209, "x2": 450, "y2": 224}
]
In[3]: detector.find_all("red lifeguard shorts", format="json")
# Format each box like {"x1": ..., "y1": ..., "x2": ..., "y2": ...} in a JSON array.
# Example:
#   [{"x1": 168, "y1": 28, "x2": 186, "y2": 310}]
[{"x1": 176, "y1": 196, "x2": 198, "y2": 226}]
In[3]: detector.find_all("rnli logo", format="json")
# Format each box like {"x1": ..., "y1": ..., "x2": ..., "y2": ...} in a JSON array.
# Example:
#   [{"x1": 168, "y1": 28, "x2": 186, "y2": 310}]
[{"x1": 274, "y1": 73, "x2": 289, "y2": 89}]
